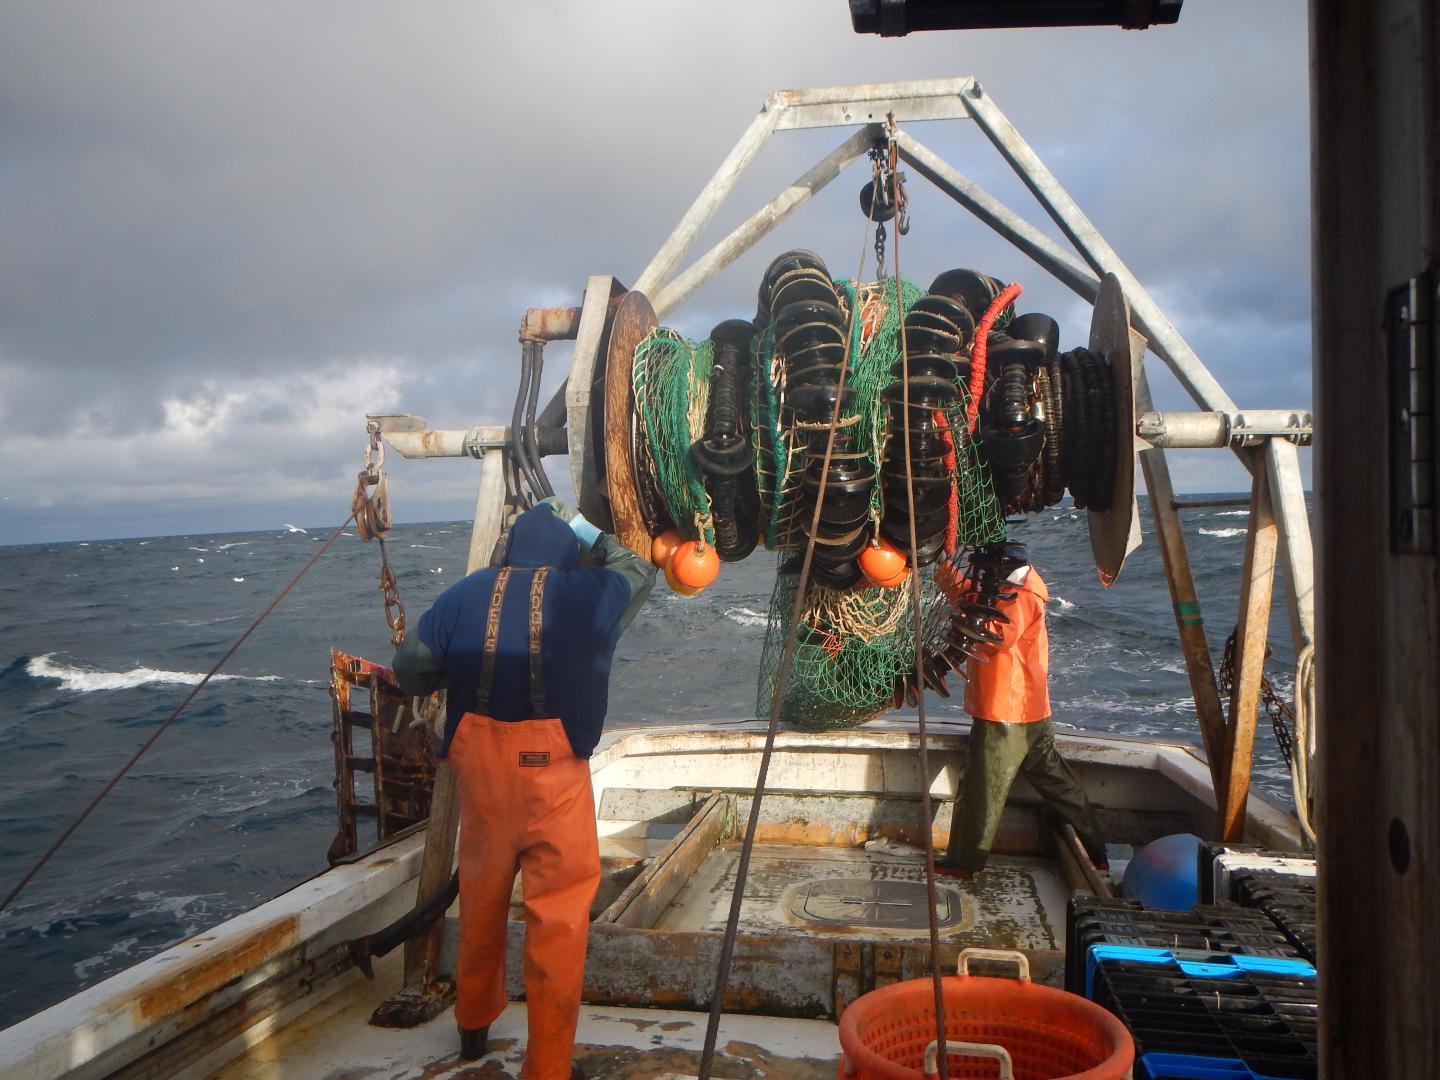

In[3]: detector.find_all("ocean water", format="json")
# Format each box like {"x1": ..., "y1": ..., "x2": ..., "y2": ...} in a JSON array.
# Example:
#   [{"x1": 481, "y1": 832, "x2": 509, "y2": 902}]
[{"x1": 0, "y1": 500, "x2": 1300, "y2": 1029}]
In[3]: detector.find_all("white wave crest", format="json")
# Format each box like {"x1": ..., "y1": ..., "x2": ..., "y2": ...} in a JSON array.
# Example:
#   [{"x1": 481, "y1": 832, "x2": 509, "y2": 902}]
[
  {"x1": 724, "y1": 607, "x2": 769, "y2": 628},
  {"x1": 1199, "y1": 527, "x2": 1246, "y2": 538},
  {"x1": 1214, "y1": 510, "x2": 1251, "y2": 518},
  {"x1": 27, "y1": 654, "x2": 281, "y2": 693},
  {"x1": 1049, "y1": 595, "x2": 1077, "y2": 611}
]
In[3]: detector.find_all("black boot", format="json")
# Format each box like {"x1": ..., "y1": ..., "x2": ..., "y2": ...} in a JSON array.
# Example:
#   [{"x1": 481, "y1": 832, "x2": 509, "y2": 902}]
[
  {"x1": 570, "y1": 1065, "x2": 586, "y2": 1080},
  {"x1": 458, "y1": 1025, "x2": 489, "y2": 1060}
]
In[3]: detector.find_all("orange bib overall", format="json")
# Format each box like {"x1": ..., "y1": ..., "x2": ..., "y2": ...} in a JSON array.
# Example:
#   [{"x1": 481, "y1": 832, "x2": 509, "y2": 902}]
[{"x1": 448, "y1": 568, "x2": 601, "y2": 1080}]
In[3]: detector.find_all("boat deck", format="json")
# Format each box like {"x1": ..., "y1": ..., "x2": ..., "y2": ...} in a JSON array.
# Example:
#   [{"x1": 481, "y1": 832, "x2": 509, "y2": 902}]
[
  {"x1": 209, "y1": 846, "x2": 1070, "y2": 1079},
  {"x1": 211, "y1": 951, "x2": 841, "y2": 1080}
]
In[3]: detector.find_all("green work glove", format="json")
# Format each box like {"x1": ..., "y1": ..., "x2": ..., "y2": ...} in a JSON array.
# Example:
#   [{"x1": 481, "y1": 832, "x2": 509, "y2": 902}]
[{"x1": 538, "y1": 495, "x2": 576, "y2": 522}]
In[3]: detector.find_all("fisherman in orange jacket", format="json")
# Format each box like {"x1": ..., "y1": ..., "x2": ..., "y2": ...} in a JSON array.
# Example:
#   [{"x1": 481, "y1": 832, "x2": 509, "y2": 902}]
[{"x1": 938, "y1": 539, "x2": 1107, "y2": 879}]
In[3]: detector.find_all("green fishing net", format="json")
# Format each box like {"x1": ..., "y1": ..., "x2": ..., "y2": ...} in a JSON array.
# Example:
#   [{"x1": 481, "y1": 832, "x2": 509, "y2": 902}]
[
  {"x1": 634, "y1": 275, "x2": 1008, "y2": 729},
  {"x1": 632, "y1": 328, "x2": 716, "y2": 545}
]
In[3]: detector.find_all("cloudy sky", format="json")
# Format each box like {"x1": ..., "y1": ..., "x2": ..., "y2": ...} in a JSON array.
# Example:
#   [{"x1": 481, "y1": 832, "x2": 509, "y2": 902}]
[{"x1": 0, "y1": 2, "x2": 1311, "y2": 545}]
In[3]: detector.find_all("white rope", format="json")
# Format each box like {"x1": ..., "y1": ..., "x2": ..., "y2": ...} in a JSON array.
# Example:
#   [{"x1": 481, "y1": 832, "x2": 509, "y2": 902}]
[{"x1": 1291, "y1": 644, "x2": 1317, "y2": 848}]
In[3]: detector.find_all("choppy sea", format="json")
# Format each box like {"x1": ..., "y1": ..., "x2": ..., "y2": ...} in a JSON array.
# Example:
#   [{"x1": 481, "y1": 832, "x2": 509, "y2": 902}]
[{"x1": 0, "y1": 499, "x2": 1300, "y2": 1029}]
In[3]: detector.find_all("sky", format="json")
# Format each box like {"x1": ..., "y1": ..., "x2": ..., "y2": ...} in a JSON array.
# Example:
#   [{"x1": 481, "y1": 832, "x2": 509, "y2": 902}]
[{"x1": 0, "y1": 2, "x2": 1312, "y2": 545}]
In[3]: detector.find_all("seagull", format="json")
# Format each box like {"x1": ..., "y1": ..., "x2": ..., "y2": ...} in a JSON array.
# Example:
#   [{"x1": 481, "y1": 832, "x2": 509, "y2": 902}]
[
  {"x1": 282, "y1": 524, "x2": 308, "y2": 534},
  {"x1": 233, "y1": 577, "x2": 245, "y2": 582}
]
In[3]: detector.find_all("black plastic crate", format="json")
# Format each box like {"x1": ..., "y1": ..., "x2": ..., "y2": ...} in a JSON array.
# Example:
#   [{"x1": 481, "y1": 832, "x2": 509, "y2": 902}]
[
  {"x1": 1091, "y1": 959, "x2": 1318, "y2": 1079},
  {"x1": 1066, "y1": 897, "x2": 1303, "y2": 992}
]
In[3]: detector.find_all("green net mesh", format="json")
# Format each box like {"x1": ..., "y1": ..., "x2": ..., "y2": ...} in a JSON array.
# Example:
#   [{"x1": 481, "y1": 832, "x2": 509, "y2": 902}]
[
  {"x1": 633, "y1": 328, "x2": 716, "y2": 544},
  {"x1": 750, "y1": 276, "x2": 1006, "y2": 728},
  {"x1": 757, "y1": 561, "x2": 955, "y2": 728},
  {"x1": 633, "y1": 274, "x2": 1009, "y2": 729}
]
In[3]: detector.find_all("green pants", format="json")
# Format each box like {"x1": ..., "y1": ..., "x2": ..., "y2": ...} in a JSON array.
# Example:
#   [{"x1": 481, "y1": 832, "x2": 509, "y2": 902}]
[{"x1": 945, "y1": 717, "x2": 1107, "y2": 872}]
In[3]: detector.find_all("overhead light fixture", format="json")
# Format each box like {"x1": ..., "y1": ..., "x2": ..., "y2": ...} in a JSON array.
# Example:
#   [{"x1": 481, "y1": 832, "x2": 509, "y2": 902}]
[{"x1": 849, "y1": 0, "x2": 1183, "y2": 36}]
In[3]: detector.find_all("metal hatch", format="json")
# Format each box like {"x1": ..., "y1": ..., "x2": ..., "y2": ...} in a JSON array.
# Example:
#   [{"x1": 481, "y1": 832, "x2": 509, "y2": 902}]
[{"x1": 786, "y1": 876, "x2": 971, "y2": 932}]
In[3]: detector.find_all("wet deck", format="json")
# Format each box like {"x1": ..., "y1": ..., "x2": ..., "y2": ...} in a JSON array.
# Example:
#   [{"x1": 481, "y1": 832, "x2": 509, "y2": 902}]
[
  {"x1": 209, "y1": 950, "x2": 840, "y2": 1080},
  {"x1": 654, "y1": 843, "x2": 1068, "y2": 952},
  {"x1": 210, "y1": 847, "x2": 1068, "y2": 1080}
]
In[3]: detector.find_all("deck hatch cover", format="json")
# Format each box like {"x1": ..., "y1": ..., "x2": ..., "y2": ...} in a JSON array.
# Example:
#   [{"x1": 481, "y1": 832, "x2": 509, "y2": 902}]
[{"x1": 788, "y1": 877, "x2": 966, "y2": 931}]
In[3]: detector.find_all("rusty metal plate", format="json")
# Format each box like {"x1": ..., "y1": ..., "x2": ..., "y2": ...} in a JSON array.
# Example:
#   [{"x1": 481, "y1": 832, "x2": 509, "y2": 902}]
[
  {"x1": 1086, "y1": 272, "x2": 1141, "y2": 587},
  {"x1": 785, "y1": 878, "x2": 971, "y2": 932},
  {"x1": 603, "y1": 290, "x2": 658, "y2": 557}
]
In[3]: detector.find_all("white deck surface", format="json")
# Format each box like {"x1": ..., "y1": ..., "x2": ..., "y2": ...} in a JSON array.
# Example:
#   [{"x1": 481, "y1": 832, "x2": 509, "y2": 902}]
[{"x1": 209, "y1": 950, "x2": 841, "y2": 1079}]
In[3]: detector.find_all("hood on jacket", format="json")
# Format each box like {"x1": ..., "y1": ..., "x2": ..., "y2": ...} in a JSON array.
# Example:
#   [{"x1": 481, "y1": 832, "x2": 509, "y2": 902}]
[{"x1": 503, "y1": 504, "x2": 580, "y2": 570}]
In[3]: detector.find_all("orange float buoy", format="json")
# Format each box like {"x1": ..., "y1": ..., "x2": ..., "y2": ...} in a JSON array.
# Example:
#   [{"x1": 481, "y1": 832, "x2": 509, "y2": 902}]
[
  {"x1": 859, "y1": 537, "x2": 908, "y2": 588},
  {"x1": 663, "y1": 559, "x2": 705, "y2": 597},
  {"x1": 651, "y1": 528, "x2": 684, "y2": 569},
  {"x1": 668, "y1": 539, "x2": 720, "y2": 592}
]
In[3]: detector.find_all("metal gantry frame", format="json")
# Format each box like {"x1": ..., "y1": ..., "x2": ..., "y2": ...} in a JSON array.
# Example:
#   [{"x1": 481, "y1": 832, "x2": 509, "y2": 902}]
[{"x1": 370, "y1": 76, "x2": 1318, "y2": 1003}]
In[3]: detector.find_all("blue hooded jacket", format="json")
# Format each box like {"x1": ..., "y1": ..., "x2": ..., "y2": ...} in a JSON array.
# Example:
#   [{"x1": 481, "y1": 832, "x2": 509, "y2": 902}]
[{"x1": 405, "y1": 504, "x2": 647, "y2": 759}]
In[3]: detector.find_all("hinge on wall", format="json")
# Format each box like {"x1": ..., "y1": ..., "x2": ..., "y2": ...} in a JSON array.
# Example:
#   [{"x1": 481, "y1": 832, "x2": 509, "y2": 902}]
[{"x1": 1387, "y1": 272, "x2": 1436, "y2": 554}]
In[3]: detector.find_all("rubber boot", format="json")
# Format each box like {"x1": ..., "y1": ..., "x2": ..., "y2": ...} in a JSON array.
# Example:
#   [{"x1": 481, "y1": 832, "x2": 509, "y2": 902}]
[{"x1": 459, "y1": 1025, "x2": 489, "y2": 1060}]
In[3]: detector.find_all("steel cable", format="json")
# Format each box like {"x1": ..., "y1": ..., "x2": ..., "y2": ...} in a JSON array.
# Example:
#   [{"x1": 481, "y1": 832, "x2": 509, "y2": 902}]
[
  {"x1": 887, "y1": 128, "x2": 951, "y2": 1080},
  {"x1": 697, "y1": 143, "x2": 885, "y2": 1080},
  {"x1": 0, "y1": 510, "x2": 360, "y2": 918}
]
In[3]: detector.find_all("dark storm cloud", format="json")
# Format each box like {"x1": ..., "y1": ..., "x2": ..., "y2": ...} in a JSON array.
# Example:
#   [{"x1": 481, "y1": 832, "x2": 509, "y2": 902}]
[{"x1": 0, "y1": 1, "x2": 1311, "y2": 542}]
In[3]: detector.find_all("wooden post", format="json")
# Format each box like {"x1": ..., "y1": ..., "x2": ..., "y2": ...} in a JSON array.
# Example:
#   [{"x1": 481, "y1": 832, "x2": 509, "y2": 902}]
[
  {"x1": 1139, "y1": 455, "x2": 1229, "y2": 801},
  {"x1": 1313, "y1": 2, "x2": 1440, "y2": 1071},
  {"x1": 398, "y1": 448, "x2": 509, "y2": 998},
  {"x1": 1136, "y1": 368, "x2": 1227, "y2": 805},
  {"x1": 1219, "y1": 456, "x2": 1279, "y2": 841}
]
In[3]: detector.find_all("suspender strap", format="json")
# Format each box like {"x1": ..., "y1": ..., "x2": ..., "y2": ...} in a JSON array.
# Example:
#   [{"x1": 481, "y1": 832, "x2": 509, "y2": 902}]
[
  {"x1": 528, "y1": 568, "x2": 549, "y2": 717},
  {"x1": 473, "y1": 567, "x2": 511, "y2": 713}
]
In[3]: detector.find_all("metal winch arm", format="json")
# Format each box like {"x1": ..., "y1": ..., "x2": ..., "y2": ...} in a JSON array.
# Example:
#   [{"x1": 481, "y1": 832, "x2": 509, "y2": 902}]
[
  {"x1": 367, "y1": 415, "x2": 566, "y2": 460},
  {"x1": 1138, "y1": 410, "x2": 1314, "y2": 448}
]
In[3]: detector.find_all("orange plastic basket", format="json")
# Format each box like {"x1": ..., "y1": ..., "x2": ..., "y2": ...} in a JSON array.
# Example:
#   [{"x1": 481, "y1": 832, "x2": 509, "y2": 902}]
[{"x1": 838, "y1": 948, "x2": 1134, "y2": 1080}]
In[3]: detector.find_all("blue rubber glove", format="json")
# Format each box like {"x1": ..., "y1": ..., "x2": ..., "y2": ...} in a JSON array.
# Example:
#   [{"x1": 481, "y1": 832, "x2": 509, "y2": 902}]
[
  {"x1": 569, "y1": 513, "x2": 602, "y2": 549},
  {"x1": 538, "y1": 496, "x2": 601, "y2": 549}
]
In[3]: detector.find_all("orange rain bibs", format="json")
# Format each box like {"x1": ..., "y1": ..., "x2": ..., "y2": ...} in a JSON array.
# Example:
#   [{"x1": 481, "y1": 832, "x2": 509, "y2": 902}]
[{"x1": 449, "y1": 712, "x2": 600, "y2": 1080}]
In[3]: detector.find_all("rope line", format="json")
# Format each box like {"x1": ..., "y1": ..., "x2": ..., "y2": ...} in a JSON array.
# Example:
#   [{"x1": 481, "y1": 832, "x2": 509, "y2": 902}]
[
  {"x1": 888, "y1": 128, "x2": 950, "y2": 1080},
  {"x1": 696, "y1": 151, "x2": 885, "y2": 1080},
  {"x1": 0, "y1": 510, "x2": 359, "y2": 918}
]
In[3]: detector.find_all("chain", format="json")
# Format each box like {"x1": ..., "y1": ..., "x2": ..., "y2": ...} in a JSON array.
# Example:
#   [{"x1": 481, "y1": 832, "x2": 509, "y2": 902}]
[
  {"x1": 353, "y1": 422, "x2": 407, "y2": 647},
  {"x1": 377, "y1": 540, "x2": 406, "y2": 648},
  {"x1": 1218, "y1": 629, "x2": 1295, "y2": 766},
  {"x1": 867, "y1": 138, "x2": 910, "y2": 281}
]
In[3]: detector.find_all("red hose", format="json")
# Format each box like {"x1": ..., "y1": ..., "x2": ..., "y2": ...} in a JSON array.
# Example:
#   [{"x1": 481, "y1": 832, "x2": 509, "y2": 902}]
[
  {"x1": 935, "y1": 408, "x2": 959, "y2": 555},
  {"x1": 966, "y1": 282, "x2": 1023, "y2": 432}
]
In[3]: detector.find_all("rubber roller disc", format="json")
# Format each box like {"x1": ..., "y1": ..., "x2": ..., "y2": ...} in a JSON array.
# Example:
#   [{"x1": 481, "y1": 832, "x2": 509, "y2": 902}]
[{"x1": 1085, "y1": 272, "x2": 1139, "y2": 587}]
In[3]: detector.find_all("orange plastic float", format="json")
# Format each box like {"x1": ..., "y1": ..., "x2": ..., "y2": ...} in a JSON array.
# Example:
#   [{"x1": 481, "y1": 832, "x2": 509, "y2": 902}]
[
  {"x1": 859, "y1": 537, "x2": 909, "y2": 589},
  {"x1": 837, "y1": 949, "x2": 1133, "y2": 1080},
  {"x1": 663, "y1": 560, "x2": 705, "y2": 597},
  {"x1": 667, "y1": 539, "x2": 720, "y2": 593},
  {"x1": 650, "y1": 528, "x2": 684, "y2": 569}
]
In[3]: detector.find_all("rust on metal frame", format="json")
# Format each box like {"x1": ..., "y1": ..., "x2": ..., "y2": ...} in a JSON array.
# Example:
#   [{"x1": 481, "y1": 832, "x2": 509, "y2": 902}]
[
  {"x1": 328, "y1": 649, "x2": 439, "y2": 865},
  {"x1": 520, "y1": 292, "x2": 627, "y2": 343}
]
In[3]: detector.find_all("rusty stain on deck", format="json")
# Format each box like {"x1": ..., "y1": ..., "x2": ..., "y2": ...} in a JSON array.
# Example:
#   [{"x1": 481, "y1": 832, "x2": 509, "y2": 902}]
[{"x1": 130, "y1": 914, "x2": 301, "y2": 1021}]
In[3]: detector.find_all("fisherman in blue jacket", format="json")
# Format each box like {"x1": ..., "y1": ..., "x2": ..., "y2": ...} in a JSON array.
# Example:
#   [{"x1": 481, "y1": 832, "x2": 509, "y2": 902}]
[{"x1": 393, "y1": 498, "x2": 654, "y2": 1080}]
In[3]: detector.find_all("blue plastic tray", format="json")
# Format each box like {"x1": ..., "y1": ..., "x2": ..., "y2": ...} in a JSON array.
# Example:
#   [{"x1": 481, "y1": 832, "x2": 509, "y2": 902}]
[
  {"x1": 1085, "y1": 945, "x2": 1317, "y2": 999},
  {"x1": 1139, "y1": 1050, "x2": 1313, "y2": 1079}
]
